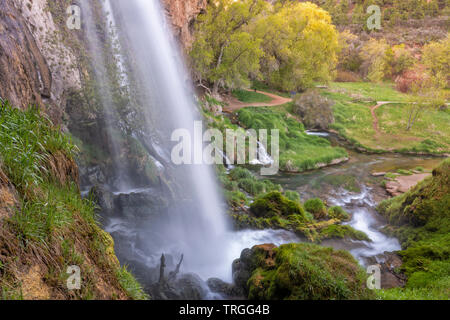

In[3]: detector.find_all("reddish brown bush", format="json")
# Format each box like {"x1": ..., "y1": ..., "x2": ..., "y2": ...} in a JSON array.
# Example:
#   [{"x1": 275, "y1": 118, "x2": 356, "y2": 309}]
[
  {"x1": 395, "y1": 69, "x2": 424, "y2": 93},
  {"x1": 335, "y1": 70, "x2": 361, "y2": 82}
]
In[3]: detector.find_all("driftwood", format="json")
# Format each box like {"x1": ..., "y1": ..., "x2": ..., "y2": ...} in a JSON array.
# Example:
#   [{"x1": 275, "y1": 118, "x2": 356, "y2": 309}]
[{"x1": 158, "y1": 253, "x2": 184, "y2": 288}]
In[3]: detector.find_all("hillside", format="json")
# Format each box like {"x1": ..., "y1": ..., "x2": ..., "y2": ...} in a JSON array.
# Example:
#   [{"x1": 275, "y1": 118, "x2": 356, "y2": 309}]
[{"x1": 377, "y1": 159, "x2": 450, "y2": 299}]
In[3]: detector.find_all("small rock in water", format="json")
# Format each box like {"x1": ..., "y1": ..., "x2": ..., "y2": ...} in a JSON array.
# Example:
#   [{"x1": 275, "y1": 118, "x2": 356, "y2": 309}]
[{"x1": 371, "y1": 172, "x2": 387, "y2": 177}]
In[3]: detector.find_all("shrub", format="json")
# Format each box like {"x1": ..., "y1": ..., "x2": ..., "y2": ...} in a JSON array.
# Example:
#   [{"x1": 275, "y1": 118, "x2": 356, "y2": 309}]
[
  {"x1": 304, "y1": 198, "x2": 328, "y2": 220},
  {"x1": 292, "y1": 90, "x2": 335, "y2": 130},
  {"x1": 284, "y1": 190, "x2": 301, "y2": 203}
]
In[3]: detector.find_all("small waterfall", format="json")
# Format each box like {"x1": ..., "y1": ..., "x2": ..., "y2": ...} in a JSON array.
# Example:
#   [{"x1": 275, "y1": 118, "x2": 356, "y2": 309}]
[
  {"x1": 247, "y1": 130, "x2": 274, "y2": 166},
  {"x1": 249, "y1": 141, "x2": 274, "y2": 166},
  {"x1": 328, "y1": 186, "x2": 401, "y2": 264}
]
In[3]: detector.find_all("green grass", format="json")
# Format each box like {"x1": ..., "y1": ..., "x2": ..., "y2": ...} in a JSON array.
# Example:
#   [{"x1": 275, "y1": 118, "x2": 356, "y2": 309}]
[
  {"x1": 318, "y1": 225, "x2": 370, "y2": 242},
  {"x1": 327, "y1": 82, "x2": 409, "y2": 102},
  {"x1": 238, "y1": 106, "x2": 348, "y2": 172},
  {"x1": 251, "y1": 81, "x2": 291, "y2": 98},
  {"x1": 375, "y1": 103, "x2": 450, "y2": 153},
  {"x1": 377, "y1": 159, "x2": 450, "y2": 300},
  {"x1": 116, "y1": 266, "x2": 150, "y2": 300},
  {"x1": 232, "y1": 89, "x2": 272, "y2": 103},
  {"x1": 321, "y1": 82, "x2": 450, "y2": 154},
  {"x1": 0, "y1": 102, "x2": 77, "y2": 195}
]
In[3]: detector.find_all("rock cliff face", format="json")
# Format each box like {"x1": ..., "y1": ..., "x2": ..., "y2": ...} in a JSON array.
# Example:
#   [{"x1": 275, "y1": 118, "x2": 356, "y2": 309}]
[
  {"x1": 0, "y1": 0, "x2": 204, "y2": 120},
  {"x1": 0, "y1": 0, "x2": 80, "y2": 123},
  {"x1": 163, "y1": 0, "x2": 207, "y2": 49}
]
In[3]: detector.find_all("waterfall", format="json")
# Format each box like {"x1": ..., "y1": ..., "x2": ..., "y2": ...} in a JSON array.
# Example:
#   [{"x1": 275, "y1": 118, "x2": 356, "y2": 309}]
[
  {"x1": 81, "y1": 0, "x2": 299, "y2": 285},
  {"x1": 103, "y1": 0, "x2": 230, "y2": 280}
]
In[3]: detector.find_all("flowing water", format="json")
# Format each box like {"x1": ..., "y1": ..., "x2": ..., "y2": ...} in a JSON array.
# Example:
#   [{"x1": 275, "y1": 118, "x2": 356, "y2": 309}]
[{"x1": 262, "y1": 139, "x2": 443, "y2": 265}]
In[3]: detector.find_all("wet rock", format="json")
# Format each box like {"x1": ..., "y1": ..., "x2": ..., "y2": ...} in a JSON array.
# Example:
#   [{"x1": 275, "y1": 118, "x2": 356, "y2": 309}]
[
  {"x1": 367, "y1": 252, "x2": 406, "y2": 289},
  {"x1": 207, "y1": 278, "x2": 245, "y2": 299},
  {"x1": 175, "y1": 273, "x2": 208, "y2": 300},
  {"x1": 89, "y1": 185, "x2": 115, "y2": 213},
  {"x1": 114, "y1": 190, "x2": 168, "y2": 219},
  {"x1": 372, "y1": 172, "x2": 387, "y2": 177}
]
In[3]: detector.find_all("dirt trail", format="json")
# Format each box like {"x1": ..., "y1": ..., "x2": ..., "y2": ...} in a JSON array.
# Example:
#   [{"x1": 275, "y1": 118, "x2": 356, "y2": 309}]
[
  {"x1": 222, "y1": 89, "x2": 292, "y2": 113},
  {"x1": 370, "y1": 101, "x2": 392, "y2": 135}
]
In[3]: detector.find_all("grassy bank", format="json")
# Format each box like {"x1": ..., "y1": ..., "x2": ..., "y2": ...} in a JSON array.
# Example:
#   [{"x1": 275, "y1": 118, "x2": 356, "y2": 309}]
[
  {"x1": 377, "y1": 159, "x2": 450, "y2": 300},
  {"x1": 0, "y1": 101, "x2": 147, "y2": 300},
  {"x1": 321, "y1": 82, "x2": 450, "y2": 154}
]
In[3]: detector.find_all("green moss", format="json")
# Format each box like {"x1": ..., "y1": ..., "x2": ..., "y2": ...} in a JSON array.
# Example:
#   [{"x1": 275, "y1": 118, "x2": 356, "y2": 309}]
[
  {"x1": 328, "y1": 206, "x2": 350, "y2": 221},
  {"x1": 318, "y1": 225, "x2": 370, "y2": 242},
  {"x1": 250, "y1": 192, "x2": 307, "y2": 220},
  {"x1": 284, "y1": 190, "x2": 301, "y2": 203},
  {"x1": 304, "y1": 198, "x2": 327, "y2": 220},
  {"x1": 246, "y1": 243, "x2": 374, "y2": 300},
  {"x1": 220, "y1": 167, "x2": 281, "y2": 200},
  {"x1": 377, "y1": 159, "x2": 450, "y2": 299},
  {"x1": 385, "y1": 172, "x2": 398, "y2": 179}
]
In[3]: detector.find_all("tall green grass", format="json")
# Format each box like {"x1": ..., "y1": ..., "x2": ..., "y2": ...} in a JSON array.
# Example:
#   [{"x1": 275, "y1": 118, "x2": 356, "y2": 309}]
[
  {"x1": 0, "y1": 101, "x2": 146, "y2": 299},
  {"x1": 0, "y1": 101, "x2": 77, "y2": 194}
]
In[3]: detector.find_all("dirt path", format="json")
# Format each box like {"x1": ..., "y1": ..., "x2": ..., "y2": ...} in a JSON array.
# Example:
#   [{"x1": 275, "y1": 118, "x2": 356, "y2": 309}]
[
  {"x1": 370, "y1": 101, "x2": 392, "y2": 135},
  {"x1": 222, "y1": 89, "x2": 292, "y2": 113}
]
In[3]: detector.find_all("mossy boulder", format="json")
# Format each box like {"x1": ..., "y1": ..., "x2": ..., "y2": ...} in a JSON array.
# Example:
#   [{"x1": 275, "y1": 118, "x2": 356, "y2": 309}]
[
  {"x1": 250, "y1": 192, "x2": 306, "y2": 219},
  {"x1": 233, "y1": 243, "x2": 374, "y2": 300},
  {"x1": 304, "y1": 198, "x2": 328, "y2": 220}
]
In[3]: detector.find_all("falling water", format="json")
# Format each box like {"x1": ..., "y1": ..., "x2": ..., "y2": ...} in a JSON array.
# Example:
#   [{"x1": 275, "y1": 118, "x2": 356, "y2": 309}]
[
  {"x1": 108, "y1": 0, "x2": 231, "y2": 279},
  {"x1": 79, "y1": 0, "x2": 132, "y2": 191}
]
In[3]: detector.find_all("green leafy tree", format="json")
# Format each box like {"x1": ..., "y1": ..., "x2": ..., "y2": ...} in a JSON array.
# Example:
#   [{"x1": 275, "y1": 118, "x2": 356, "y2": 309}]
[
  {"x1": 253, "y1": 2, "x2": 339, "y2": 91},
  {"x1": 422, "y1": 34, "x2": 450, "y2": 89},
  {"x1": 360, "y1": 39, "x2": 391, "y2": 82},
  {"x1": 190, "y1": 0, "x2": 266, "y2": 95}
]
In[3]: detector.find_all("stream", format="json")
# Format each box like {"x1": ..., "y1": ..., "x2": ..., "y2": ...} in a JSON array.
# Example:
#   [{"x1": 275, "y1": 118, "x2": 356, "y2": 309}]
[
  {"x1": 257, "y1": 135, "x2": 442, "y2": 266},
  {"x1": 102, "y1": 132, "x2": 442, "y2": 287}
]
